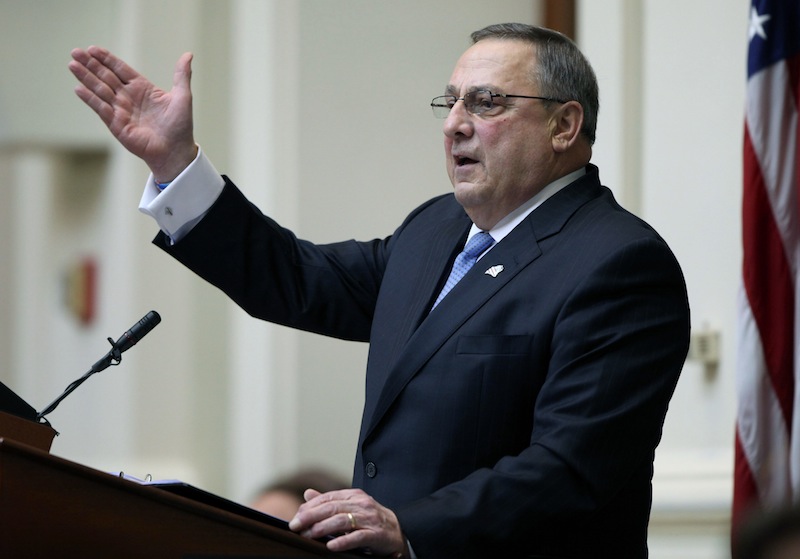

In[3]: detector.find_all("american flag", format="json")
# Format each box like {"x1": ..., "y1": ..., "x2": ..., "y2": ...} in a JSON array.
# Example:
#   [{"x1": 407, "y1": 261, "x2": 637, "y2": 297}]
[{"x1": 734, "y1": 0, "x2": 800, "y2": 539}]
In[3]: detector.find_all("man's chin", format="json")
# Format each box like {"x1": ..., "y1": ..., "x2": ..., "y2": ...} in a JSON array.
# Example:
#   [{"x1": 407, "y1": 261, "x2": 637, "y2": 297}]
[{"x1": 453, "y1": 183, "x2": 488, "y2": 209}]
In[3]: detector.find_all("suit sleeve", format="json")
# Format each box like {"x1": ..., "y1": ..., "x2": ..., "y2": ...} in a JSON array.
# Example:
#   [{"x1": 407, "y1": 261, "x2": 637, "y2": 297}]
[
  {"x1": 153, "y1": 178, "x2": 389, "y2": 341},
  {"x1": 152, "y1": 177, "x2": 448, "y2": 343}
]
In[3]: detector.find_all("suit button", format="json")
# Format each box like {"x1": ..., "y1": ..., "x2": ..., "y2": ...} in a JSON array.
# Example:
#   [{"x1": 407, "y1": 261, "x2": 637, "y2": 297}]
[{"x1": 365, "y1": 461, "x2": 377, "y2": 478}]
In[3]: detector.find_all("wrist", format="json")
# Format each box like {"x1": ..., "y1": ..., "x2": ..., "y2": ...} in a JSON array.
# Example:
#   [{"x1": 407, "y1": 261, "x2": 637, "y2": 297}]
[{"x1": 152, "y1": 143, "x2": 198, "y2": 184}]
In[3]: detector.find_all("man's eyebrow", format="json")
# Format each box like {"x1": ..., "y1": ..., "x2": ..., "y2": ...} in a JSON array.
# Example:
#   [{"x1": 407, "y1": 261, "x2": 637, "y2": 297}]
[{"x1": 443, "y1": 85, "x2": 498, "y2": 95}]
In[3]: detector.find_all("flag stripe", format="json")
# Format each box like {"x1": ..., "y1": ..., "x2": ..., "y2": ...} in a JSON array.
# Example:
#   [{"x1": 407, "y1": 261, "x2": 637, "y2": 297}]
[
  {"x1": 736, "y1": 286, "x2": 791, "y2": 503},
  {"x1": 734, "y1": 430, "x2": 759, "y2": 512},
  {"x1": 742, "y1": 122, "x2": 795, "y2": 426}
]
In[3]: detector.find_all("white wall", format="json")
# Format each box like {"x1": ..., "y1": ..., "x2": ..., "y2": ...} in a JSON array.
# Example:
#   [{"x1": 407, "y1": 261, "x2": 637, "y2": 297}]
[{"x1": 0, "y1": 0, "x2": 750, "y2": 556}]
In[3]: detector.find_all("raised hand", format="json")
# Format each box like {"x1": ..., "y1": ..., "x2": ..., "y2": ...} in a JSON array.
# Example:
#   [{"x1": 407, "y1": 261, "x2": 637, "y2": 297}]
[{"x1": 68, "y1": 46, "x2": 197, "y2": 182}]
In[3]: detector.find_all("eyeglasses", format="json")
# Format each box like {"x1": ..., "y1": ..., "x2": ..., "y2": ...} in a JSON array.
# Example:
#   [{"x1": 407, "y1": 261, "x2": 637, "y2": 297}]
[{"x1": 430, "y1": 89, "x2": 567, "y2": 118}]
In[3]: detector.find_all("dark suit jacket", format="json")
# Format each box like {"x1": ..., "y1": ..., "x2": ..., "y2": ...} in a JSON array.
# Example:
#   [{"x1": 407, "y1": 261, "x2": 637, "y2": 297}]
[{"x1": 156, "y1": 164, "x2": 690, "y2": 559}]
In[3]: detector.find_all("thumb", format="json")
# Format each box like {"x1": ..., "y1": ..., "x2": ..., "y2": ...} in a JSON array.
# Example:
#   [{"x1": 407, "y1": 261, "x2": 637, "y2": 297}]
[{"x1": 172, "y1": 52, "x2": 193, "y2": 93}]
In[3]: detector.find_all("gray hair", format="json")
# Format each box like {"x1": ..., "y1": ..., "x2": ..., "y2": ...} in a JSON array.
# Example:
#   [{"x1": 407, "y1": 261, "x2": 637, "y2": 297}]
[{"x1": 471, "y1": 23, "x2": 599, "y2": 145}]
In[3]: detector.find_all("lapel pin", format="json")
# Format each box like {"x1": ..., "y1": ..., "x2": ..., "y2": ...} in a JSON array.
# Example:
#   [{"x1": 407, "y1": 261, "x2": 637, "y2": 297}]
[{"x1": 485, "y1": 265, "x2": 504, "y2": 278}]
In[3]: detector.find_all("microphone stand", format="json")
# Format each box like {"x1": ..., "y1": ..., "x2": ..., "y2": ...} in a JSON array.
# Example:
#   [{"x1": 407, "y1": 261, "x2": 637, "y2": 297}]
[{"x1": 36, "y1": 337, "x2": 124, "y2": 421}]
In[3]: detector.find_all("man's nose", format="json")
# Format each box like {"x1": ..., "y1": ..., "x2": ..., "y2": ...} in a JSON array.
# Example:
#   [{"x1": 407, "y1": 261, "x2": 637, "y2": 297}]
[{"x1": 443, "y1": 99, "x2": 473, "y2": 138}]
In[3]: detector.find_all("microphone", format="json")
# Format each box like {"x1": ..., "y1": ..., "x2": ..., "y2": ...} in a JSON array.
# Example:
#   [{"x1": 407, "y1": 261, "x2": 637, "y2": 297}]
[
  {"x1": 36, "y1": 311, "x2": 162, "y2": 421},
  {"x1": 111, "y1": 310, "x2": 161, "y2": 354}
]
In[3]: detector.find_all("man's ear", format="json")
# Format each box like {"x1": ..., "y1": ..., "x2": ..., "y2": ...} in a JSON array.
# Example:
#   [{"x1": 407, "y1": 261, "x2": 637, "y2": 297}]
[{"x1": 550, "y1": 101, "x2": 585, "y2": 153}]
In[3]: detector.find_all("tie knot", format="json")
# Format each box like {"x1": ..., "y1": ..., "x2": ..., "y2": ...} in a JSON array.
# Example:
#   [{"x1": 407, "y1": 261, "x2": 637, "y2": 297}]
[{"x1": 463, "y1": 231, "x2": 494, "y2": 258}]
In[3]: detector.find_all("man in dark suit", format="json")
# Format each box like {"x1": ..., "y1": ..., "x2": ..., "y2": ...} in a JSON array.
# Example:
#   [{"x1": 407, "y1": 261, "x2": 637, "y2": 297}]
[{"x1": 70, "y1": 23, "x2": 690, "y2": 559}]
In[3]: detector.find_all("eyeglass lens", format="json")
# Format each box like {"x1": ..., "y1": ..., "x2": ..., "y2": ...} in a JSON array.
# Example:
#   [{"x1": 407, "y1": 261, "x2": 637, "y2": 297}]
[{"x1": 431, "y1": 91, "x2": 495, "y2": 118}]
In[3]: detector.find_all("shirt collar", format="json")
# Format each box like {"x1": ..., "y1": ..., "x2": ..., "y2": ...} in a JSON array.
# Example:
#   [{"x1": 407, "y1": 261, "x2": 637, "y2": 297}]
[{"x1": 467, "y1": 166, "x2": 588, "y2": 248}]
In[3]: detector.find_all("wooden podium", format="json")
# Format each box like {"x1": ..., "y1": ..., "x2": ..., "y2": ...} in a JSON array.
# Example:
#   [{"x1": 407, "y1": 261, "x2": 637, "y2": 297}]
[{"x1": 0, "y1": 436, "x2": 358, "y2": 558}]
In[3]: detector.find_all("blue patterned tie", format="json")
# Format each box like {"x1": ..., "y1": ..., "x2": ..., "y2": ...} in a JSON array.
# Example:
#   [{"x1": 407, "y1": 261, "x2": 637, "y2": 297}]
[{"x1": 432, "y1": 231, "x2": 495, "y2": 309}]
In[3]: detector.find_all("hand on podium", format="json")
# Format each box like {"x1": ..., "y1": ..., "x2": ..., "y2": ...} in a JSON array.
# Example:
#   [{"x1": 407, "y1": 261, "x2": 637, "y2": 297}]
[{"x1": 289, "y1": 487, "x2": 410, "y2": 558}]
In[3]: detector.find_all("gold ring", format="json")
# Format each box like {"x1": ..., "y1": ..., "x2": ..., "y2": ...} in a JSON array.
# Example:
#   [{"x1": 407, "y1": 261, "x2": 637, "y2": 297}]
[{"x1": 347, "y1": 512, "x2": 357, "y2": 531}]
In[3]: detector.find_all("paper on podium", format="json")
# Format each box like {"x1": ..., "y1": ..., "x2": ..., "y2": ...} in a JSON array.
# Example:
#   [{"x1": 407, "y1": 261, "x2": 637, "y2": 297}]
[{"x1": 111, "y1": 472, "x2": 291, "y2": 531}]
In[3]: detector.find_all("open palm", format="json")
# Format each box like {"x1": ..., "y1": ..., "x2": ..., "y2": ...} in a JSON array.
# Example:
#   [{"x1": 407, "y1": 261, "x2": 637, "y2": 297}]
[{"x1": 69, "y1": 46, "x2": 196, "y2": 181}]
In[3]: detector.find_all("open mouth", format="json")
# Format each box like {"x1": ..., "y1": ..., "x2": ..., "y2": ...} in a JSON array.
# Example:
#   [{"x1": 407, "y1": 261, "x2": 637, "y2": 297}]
[{"x1": 455, "y1": 155, "x2": 478, "y2": 166}]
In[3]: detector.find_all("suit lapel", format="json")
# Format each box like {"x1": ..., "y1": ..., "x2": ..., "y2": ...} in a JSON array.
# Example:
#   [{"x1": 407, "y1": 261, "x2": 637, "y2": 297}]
[
  {"x1": 376, "y1": 216, "x2": 470, "y2": 361},
  {"x1": 356, "y1": 213, "x2": 469, "y2": 430},
  {"x1": 402, "y1": 218, "x2": 471, "y2": 337}
]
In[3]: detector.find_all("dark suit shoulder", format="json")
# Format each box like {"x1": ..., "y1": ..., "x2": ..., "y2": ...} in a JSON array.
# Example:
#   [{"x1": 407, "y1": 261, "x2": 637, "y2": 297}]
[{"x1": 536, "y1": 168, "x2": 673, "y2": 252}]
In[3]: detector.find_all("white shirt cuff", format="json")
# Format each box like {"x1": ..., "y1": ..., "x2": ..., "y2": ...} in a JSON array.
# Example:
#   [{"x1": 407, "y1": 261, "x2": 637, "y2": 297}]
[{"x1": 138, "y1": 146, "x2": 225, "y2": 243}]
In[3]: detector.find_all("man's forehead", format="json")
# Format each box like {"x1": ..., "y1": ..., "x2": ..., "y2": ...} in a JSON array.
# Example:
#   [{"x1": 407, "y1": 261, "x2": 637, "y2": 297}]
[
  {"x1": 457, "y1": 38, "x2": 536, "y2": 66},
  {"x1": 446, "y1": 40, "x2": 536, "y2": 93}
]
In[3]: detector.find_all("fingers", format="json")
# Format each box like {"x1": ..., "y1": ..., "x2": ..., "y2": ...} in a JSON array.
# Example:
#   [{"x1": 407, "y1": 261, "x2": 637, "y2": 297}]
[
  {"x1": 69, "y1": 47, "x2": 127, "y2": 99},
  {"x1": 72, "y1": 83, "x2": 114, "y2": 127},
  {"x1": 68, "y1": 47, "x2": 132, "y2": 125},
  {"x1": 288, "y1": 489, "x2": 344, "y2": 533},
  {"x1": 84, "y1": 45, "x2": 142, "y2": 86},
  {"x1": 302, "y1": 488, "x2": 322, "y2": 502},
  {"x1": 288, "y1": 489, "x2": 406, "y2": 556}
]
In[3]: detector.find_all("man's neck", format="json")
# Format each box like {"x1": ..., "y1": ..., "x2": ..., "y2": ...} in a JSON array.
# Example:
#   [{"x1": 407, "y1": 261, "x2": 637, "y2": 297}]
[{"x1": 487, "y1": 166, "x2": 587, "y2": 241}]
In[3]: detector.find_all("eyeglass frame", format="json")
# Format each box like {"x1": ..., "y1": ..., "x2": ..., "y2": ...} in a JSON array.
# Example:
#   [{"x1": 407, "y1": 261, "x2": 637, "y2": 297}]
[{"x1": 430, "y1": 89, "x2": 568, "y2": 118}]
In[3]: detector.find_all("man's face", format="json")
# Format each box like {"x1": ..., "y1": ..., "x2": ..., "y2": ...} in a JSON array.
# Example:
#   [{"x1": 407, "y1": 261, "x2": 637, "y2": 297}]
[{"x1": 443, "y1": 39, "x2": 559, "y2": 229}]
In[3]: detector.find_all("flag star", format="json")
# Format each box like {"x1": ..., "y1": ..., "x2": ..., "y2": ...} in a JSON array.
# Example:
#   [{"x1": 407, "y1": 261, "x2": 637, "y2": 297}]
[{"x1": 749, "y1": 6, "x2": 771, "y2": 41}]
